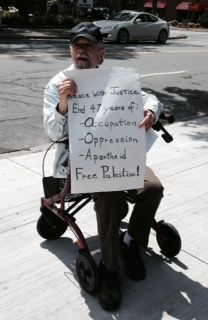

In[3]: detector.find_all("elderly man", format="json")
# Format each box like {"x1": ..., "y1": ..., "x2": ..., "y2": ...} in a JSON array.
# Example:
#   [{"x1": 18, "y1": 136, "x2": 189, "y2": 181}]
[{"x1": 43, "y1": 22, "x2": 163, "y2": 311}]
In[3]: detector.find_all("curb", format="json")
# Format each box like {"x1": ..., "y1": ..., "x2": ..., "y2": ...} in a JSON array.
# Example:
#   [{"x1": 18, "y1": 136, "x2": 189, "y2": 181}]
[{"x1": 168, "y1": 35, "x2": 188, "y2": 39}]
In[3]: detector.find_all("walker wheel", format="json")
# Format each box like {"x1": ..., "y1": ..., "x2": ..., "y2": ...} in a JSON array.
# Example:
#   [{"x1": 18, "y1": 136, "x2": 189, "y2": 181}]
[
  {"x1": 76, "y1": 250, "x2": 100, "y2": 294},
  {"x1": 37, "y1": 206, "x2": 67, "y2": 240},
  {"x1": 156, "y1": 221, "x2": 182, "y2": 257}
]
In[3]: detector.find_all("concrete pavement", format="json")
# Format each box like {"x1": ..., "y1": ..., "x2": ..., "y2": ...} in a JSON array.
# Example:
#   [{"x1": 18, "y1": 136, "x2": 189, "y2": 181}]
[{"x1": 0, "y1": 115, "x2": 208, "y2": 319}]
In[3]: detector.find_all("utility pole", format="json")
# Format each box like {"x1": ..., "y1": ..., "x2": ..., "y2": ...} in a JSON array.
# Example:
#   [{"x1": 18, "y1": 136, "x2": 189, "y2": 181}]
[
  {"x1": 137, "y1": 0, "x2": 145, "y2": 11},
  {"x1": 0, "y1": 7, "x2": 2, "y2": 30},
  {"x1": 152, "y1": 0, "x2": 157, "y2": 15},
  {"x1": 112, "y1": 0, "x2": 120, "y2": 12}
]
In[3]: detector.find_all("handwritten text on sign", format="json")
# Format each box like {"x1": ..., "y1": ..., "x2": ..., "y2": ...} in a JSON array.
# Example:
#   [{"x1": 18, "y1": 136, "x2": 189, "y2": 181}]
[{"x1": 65, "y1": 67, "x2": 146, "y2": 193}]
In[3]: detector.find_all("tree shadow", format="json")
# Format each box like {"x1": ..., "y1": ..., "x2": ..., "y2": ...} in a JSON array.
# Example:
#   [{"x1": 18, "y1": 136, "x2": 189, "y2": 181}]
[
  {"x1": 40, "y1": 235, "x2": 208, "y2": 319},
  {"x1": 0, "y1": 38, "x2": 160, "y2": 61},
  {"x1": 0, "y1": 37, "x2": 70, "y2": 62},
  {"x1": 0, "y1": 27, "x2": 69, "y2": 40},
  {"x1": 142, "y1": 86, "x2": 208, "y2": 145},
  {"x1": 0, "y1": 29, "x2": 206, "y2": 62},
  {"x1": 143, "y1": 86, "x2": 208, "y2": 121}
]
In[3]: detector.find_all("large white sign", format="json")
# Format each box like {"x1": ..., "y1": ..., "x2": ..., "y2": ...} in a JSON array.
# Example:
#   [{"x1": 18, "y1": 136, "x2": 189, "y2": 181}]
[{"x1": 65, "y1": 67, "x2": 146, "y2": 194}]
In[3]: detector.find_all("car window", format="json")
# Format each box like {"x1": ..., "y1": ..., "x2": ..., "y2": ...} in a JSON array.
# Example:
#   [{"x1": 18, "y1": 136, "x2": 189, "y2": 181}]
[
  {"x1": 110, "y1": 12, "x2": 137, "y2": 21},
  {"x1": 137, "y1": 14, "x2": 148, "y2": 22},
  {"x1": 137, "y1": 14, "x2": 158, "y2": 23},
  {"x1": 147, "y1": 14, "x2": 158, "y2": 22}
]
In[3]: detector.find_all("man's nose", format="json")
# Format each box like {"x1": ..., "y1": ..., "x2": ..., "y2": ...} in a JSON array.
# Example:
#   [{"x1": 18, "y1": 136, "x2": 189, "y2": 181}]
[{"x1": 77, "y1": 45, "x2": 87, "y2": 52}]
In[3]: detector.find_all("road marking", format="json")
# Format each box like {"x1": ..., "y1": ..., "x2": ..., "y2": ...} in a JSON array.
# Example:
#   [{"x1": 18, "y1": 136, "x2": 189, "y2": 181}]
[
  {"x1": 141, "y1": 71, "x2": 187, "y2": 77},
  {"x1": 106, "y1": 49, "x2": 208, "y2": 56},
  {"x1": 163, "y1": 50, "x2": 208, "y2": 54}
]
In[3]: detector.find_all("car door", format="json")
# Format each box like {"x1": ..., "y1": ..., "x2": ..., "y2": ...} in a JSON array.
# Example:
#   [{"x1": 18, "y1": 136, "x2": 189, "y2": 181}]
[{"x1": 133, "y1": 13, "x2": 158, "y2": 41}]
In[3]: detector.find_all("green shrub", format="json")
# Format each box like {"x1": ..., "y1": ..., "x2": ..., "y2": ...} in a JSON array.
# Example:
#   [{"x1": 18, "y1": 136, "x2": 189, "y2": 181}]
[
  {"x1": 62, "y1": 15, "x2": 74, "y2": 28},
  {"x1": 44, "y1": 15, "x2": 58, "y2": 26},
  {"x1": 31, "y1": 15, "x2": 45, "y2": 26},
  {"x1": 73, "y1": 17, "x2": 82, "y2": 26},
  {"x1": 1, "y1": 11, "x2": 84, "y2": 28},
  {"x1": 198, "y1": 12, "x2": 208, "y2": 28},
  {"x1": 2, "y1": 12, "x2": 26, "y2": 27},
  {"x1": 55, "y1": 15, "x2": 64, "y2": 26}
]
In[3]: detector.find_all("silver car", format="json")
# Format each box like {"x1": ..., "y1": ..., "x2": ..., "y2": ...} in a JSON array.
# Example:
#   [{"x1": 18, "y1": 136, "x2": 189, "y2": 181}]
[{"x1": 94, "y1": 10, "x2": 169, "y2": 44}]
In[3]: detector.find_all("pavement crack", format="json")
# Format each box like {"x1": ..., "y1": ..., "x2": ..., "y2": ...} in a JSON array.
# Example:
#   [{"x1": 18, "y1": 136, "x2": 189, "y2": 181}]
[
  {"x1": 0, "y1": 117, "x2": 28, "y2": 123},
  {"x1": 0, "y1": 220, "x2": 37, "y2": 234},
  {"x1": 182, "y1": 249, "x2": 208, "y2": 266},
  {"x1": 8, "y1": 158, "x2": 42, "y2": 176},
  {"x1": 162, "y1": 160, "x2": 208, "y2": 179}
]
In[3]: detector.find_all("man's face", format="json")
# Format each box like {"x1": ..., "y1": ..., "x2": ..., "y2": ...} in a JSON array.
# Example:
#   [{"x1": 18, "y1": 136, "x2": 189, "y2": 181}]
[{"x1": 71, "y1": 38, "x2": 103, "y2": 69}]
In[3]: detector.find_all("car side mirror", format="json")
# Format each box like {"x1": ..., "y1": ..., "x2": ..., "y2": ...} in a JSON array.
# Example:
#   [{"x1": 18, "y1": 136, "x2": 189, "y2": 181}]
[{"x1": 135, "y1": 18, "x2": 142, "y2": 23}]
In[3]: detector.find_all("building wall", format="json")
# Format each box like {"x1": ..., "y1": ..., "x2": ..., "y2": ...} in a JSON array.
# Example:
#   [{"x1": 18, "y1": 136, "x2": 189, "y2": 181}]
[{"x1": 165, "y1": 0, "x2": 181, "y2": 21}]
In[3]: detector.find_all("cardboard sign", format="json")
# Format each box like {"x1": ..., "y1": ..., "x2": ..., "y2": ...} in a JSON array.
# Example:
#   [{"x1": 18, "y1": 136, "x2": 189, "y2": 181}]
[{"x1": 65, "y1": 67, "x2": 146, "y2": 193}]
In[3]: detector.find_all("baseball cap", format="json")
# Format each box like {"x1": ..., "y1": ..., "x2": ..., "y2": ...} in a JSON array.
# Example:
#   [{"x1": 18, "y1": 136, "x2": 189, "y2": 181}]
[{"x1": 70, "y1": 22, "x2": 103, "y2": 45}]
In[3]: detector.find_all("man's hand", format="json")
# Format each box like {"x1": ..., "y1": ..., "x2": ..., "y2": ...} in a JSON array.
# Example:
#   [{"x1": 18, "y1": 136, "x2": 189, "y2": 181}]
[
  {"x1": 57, "y1": 78, "x2": 77, "y2": 115},
  {"x1": 139, "y1": 109, "x2": 155, "y2": 131}
]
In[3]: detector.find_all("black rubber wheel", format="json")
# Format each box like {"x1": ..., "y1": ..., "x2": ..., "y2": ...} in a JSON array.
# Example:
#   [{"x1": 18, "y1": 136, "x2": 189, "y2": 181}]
[
  {"x1": 157, "y1": 29, "x2": 168, "y2": 44},
  {"x1": 156, "y1": 221, "x2": 182, "y2": 257},
  {"x1": 37, "y1": 206, "x2": 67, "y2": 240},
  {"x1": 76, "y1": 251, "x2": 100, "y2": 294},
  {"x1": 117, "y1": 28, "x2": 129, "y2": 44}
]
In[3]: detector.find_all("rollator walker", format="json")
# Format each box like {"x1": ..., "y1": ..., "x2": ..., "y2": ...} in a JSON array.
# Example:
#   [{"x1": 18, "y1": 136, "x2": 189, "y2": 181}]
[{"x1": 37, "y1": 112, "x2": 182, "y2": 294}]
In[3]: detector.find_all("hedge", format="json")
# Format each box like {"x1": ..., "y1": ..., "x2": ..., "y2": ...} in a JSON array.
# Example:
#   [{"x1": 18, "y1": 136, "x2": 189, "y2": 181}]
[{"x1": 2, "y1": 12, "x2": 80, "y2": 28}]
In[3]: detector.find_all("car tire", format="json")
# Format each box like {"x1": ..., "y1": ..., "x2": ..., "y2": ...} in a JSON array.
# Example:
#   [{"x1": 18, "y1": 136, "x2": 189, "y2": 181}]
[
  {"x1": 117, "y1": 29, "x2": 129, "y2": 44},
  {"x1": 157, "y1": 29, "x2": 168, "y2": 44}
]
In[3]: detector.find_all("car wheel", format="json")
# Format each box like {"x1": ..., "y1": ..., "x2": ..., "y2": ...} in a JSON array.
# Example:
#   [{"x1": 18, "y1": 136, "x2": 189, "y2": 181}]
[
  {"x1": 117, "y1": 29, "x2": 129, "y2": 44},
  {"x1": 157, "y1": 29, "x2": 168, "y2": 44}
]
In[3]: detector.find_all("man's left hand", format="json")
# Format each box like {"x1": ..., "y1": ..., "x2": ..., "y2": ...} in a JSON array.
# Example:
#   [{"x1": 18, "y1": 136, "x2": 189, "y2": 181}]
[{"x1": 139, "y1": 110, "x2": 155, "y2": 131}]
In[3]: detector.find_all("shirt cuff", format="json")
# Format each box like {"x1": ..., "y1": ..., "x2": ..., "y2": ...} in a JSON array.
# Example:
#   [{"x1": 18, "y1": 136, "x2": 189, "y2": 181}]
[{"x1": 55, "y1": 103, "x2": 67, "y2": 123}]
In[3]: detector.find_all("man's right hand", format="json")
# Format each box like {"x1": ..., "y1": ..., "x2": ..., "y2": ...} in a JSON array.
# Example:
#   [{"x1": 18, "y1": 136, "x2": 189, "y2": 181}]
[{"x1": 57, "y1": 78, "x2": 77, "y2": 115}]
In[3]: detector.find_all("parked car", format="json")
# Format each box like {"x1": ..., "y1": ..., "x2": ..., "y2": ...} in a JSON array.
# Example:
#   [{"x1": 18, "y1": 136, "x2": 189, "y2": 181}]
[{"x1": 93, "y1": 10, "x2": 169, "y2": 44}]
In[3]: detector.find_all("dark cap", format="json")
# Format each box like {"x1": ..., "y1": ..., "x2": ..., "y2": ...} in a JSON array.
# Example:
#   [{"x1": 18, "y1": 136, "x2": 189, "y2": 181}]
[{"x1": 70, "y1": 22, "x2": 102, "y2": 45}]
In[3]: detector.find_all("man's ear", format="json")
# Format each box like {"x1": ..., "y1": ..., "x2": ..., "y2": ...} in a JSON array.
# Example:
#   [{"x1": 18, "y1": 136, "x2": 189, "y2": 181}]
[{"x1": 99, "y1": 48, "x2": 105, "y2": 65}]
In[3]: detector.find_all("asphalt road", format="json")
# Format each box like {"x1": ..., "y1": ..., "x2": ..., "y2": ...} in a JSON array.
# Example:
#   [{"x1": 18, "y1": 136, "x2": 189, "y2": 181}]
[{"x1": 0, "y1": 30, "x2": 208, "y2": 155}]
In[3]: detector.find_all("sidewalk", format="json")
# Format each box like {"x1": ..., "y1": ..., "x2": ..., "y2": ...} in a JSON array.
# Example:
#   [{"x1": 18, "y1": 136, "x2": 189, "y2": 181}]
[
  {"x1": 0, "y1": 116, "x2": 208, "y2": 319},
  {"x1": 0, "y1": 26, "x2": 188, "y2": 40}
]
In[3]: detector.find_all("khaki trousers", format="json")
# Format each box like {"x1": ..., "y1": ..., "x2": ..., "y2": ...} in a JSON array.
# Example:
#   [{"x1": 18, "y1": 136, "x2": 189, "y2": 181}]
[{"x1": 93, "y1": 166, "x2": 164, "y2": 271}]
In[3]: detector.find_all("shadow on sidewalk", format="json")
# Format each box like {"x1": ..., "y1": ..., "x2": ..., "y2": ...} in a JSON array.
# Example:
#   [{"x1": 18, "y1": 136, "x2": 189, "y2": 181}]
[
  {"x1": 39, "y1": 235, "x2": 208, "y2": 319},
  {"x1": 143, "y1": 86, "x2": 208, "y2": 132},
  {"x1": 0, "y1": 27, "x2": 69, "y2": 39}
]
